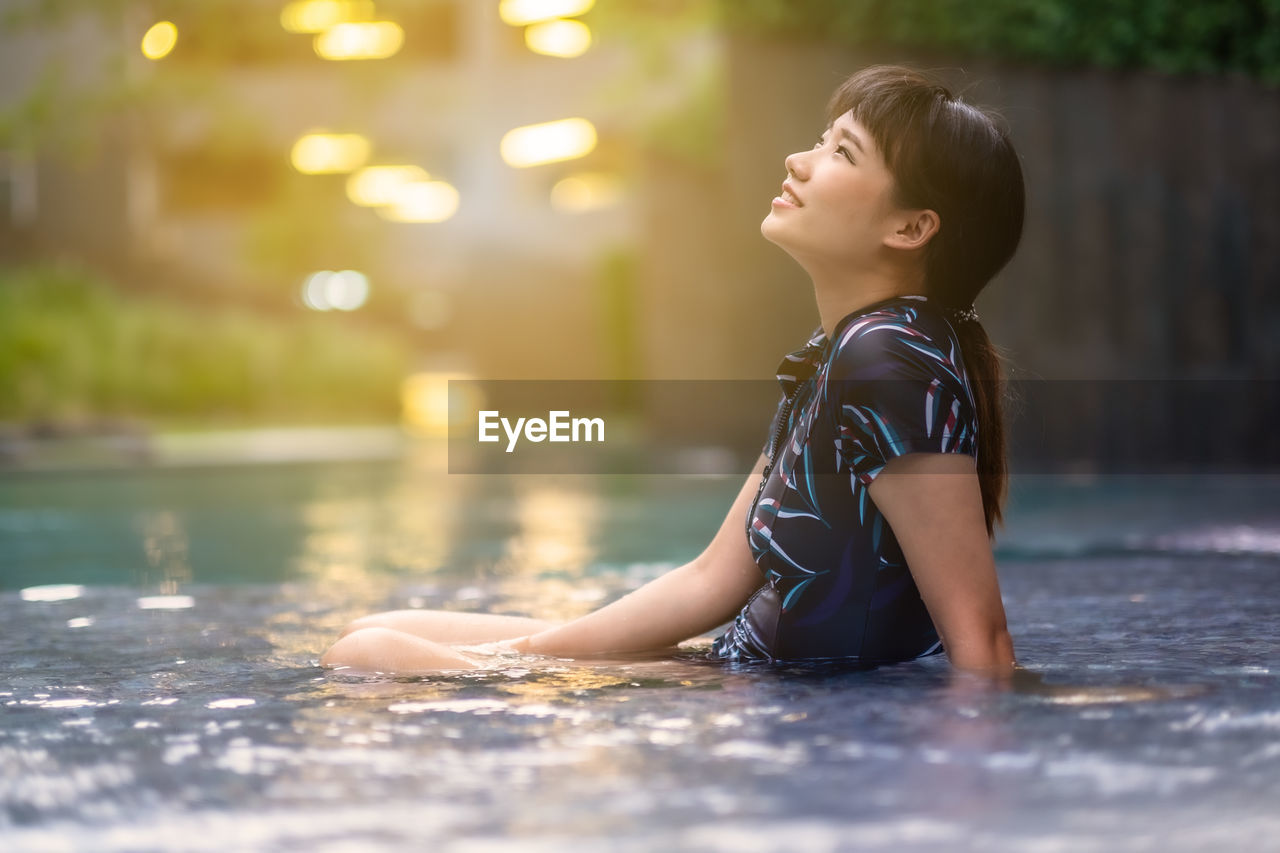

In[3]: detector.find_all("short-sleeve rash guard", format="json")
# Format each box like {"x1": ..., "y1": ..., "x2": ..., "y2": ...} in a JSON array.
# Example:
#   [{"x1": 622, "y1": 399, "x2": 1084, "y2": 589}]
[{"x1": 711, "y1": 294, "x2": 980, "y2": 664}]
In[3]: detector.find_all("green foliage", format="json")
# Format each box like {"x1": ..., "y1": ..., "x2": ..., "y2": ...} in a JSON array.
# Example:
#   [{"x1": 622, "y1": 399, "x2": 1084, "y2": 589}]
[
  {"x1": 721, "y1": 0, "x2": 1280, "y2": 84},
  {"x1": 0, "y1": 0, "x2": 291, "y2": 158},
  {"x1": 583, "y1": 0, "x2": 725, "y2": 166},
  {"x1": 0, "y1": 264, "x2": 411, "y2": 426}
]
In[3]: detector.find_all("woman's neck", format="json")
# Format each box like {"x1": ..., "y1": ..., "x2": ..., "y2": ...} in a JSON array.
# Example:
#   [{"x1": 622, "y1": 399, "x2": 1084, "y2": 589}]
[
  {"x1": 807, "y1": 263, "x2": 927, "y2": 338},
  {"x1": 814, "y1": 287, "x2": 917, "y2": 339}
]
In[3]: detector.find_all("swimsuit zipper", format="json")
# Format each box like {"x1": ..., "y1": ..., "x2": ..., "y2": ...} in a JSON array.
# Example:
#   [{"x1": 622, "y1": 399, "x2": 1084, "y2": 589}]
[
  {"x1": 747, "y1": 388, "x2": 799, "y2": 538},
  {"x1": 752, "y1": 386, "x2": 793, "y2": 489},
  {"x1": 762, "y1": 390, "x2": 798, "y2": 479}
]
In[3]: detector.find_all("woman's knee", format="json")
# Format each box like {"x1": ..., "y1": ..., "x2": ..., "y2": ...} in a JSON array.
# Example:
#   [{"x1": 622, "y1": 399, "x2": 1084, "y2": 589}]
[
  {"x1": 320, "y1": 625, "x2": 480, "y2": 672},
  {"x1": 337, "y1": 608, "x2": 447, "y2": 639},
  {"x1": 322, "y1": 626, "x2": 385, "y2": 666}
]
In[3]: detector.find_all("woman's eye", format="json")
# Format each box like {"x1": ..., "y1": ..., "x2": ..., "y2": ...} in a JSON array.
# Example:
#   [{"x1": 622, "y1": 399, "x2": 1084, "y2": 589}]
[{"x1": 837, "y1": 146, "x2": 854, "y2": 163}]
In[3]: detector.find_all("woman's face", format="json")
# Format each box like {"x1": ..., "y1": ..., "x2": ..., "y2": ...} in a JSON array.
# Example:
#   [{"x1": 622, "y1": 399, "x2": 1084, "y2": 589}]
[{"x1": 760, "y1": 110, "x2": 903, "y2": 269}]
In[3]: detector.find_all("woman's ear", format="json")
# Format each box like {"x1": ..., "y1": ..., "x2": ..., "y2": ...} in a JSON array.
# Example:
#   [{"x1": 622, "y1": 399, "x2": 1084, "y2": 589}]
[{"x1": 884, "y1": 209, "x2": 940, "y2": 251}]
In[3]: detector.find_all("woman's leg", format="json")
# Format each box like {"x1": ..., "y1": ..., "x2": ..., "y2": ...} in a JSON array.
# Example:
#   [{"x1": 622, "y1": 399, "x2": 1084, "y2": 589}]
[
  {"x1": 320, "y1": 626, "x2": 480, "y2": 672},
  {"x1": 339, "y1": 609, "x2": 560, "y2": 643}
]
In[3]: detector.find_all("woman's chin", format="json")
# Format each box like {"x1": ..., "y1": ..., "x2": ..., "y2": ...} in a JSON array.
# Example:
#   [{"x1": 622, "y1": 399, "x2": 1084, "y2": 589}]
[
  {"x1": 760, "y1": 213, "x2": 785, "y2": 245},
  {"x1": 760, "y1": 218, "x2": 801, "y2": 258}
]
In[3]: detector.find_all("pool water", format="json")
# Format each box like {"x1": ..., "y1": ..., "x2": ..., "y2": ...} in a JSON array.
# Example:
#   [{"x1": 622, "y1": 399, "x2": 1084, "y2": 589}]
[{"x1": 2, "y1": 450, "x2": 1279, "y2": 851}]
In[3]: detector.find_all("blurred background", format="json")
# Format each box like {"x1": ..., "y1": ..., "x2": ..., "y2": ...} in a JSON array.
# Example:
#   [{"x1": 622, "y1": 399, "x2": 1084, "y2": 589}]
[
  {"x1": 0, "y1": 0, "x2": 1277, "y2": 466},
  {"x1": 4, "y1": 10, "x2": 1279, "y2": 844}
]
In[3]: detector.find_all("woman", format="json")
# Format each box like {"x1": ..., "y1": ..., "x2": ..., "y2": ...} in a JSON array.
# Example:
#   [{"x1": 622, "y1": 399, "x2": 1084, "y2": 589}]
[{"x1": 321, "y1": 65, "x2": 1024, "y2": 677}]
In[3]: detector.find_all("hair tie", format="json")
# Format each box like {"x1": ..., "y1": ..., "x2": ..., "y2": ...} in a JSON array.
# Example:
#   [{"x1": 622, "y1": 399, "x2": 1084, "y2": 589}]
[{"x1": 949, "y1": 305, "x2": 980, "y2": 325}]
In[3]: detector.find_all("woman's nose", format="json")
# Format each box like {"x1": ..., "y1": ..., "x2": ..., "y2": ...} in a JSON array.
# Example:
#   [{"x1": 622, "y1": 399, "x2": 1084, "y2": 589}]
[{"x1": 784, "y1": 149, "x2": 809, "y2": 179}]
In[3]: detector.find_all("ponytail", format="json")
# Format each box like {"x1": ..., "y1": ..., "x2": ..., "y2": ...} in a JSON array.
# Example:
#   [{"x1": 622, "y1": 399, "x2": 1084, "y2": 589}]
[{"x1": 952, "y1": 318, "x2": 1009, "y2": 539}]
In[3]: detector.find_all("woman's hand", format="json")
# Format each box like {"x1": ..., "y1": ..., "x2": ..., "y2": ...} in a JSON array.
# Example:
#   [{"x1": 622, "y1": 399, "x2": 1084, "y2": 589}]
[{"x1": 867, "y1": 451, "x2": 1016, "y2": 675}]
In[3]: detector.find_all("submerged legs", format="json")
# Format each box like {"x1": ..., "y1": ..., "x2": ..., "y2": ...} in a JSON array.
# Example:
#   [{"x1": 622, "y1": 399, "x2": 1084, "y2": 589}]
[
  {"x1": 321, "y1": 609, "x2": 563, "y2": 674},
  {"x1": 320, "y1": 626, "x2": 481, "y2": 673}
]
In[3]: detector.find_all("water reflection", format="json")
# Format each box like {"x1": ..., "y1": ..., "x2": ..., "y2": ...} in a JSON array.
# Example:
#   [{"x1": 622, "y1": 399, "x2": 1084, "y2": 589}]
[
  {"x1": 20, "y1": 584, "x2": 85, "y2": 601},
  {"x1": 378, "y1": 477, "x2": 461, "y2": 576},
  {"x1": 5, "y1": 467, "x2": 1279, "y2": 850},
  {"x1": 137, "y1": 595, "x2": 195, "y2": 610},
  {"x1": 503, "y1": 481, "x2": 600, "y2": 572},
  {"x1": 137, "y1": 509, "x2": 192, "y2": 596},
  {"x1": 995, "y1": 667, "x2": 1213, "y2": 705},
  {"x1": 295, "y1": 499, "x2": 379, "y2": 588},
  {"x1": 499, "y1": 669, "x2": 634, "y2": 699},
  {"x1": 488, "y1": 481, "x2": 604, "y2": 621}
]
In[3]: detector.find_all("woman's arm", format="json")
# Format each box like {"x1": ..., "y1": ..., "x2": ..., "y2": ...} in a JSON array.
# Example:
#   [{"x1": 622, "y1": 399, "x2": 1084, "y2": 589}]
[
  {"x1": 505, "y1": 455, "x2": 769, "y2": 657},
  {"x1": 866, "y1": 452, "x2": 1016, "y2": 676}
]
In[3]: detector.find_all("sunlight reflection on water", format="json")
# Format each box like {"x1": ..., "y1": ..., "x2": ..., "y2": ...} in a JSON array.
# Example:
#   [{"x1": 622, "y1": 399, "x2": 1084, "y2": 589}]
[{"x1": 2, "y1": 465, "x2": 1279, "y2": 850}]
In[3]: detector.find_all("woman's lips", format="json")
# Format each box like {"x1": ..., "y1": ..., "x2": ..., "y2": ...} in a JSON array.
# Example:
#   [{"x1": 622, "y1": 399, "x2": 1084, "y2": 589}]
[{"x1": 773, "y1": 180, "x2": 802, "y2": 207}]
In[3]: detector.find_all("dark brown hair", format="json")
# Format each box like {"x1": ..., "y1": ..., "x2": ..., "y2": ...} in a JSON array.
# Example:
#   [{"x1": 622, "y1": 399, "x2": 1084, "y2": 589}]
[{"x1": 828, "y1": 65, "x2": 1025, "y2": 537}]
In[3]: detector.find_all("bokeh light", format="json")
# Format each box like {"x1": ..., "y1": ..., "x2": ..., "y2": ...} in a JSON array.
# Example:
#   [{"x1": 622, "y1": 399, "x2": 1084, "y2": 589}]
[
  {"x1": 401, "y1": 371, "x2": 482, "y2": 438},
  {"x1": 20, "y1": 584, "x2": 85, "y2": 602},
  {"x1": 345, "y1": 165, "x2": 430, "y2": 207},
  {"x1": 498, "y1": 0, "x2": 595, "y2": 27},
  {"x1": 290, "y1": 132, "x2": 371, "y2": 174},
  {"x1": 376, "y1": 180, "x2": 460, "y2": 223},
  {"x1": 500, "y1": 118, "x2": 597, "y2": 168},
  {"x1": 301, "y1": 270, "x2": 370, "y2": 311},
  {"x1": 140, "y1": 21, "x2": 178, "y2": 60},
  {"x1": 280, "y1": 0, "x2": 375, "y2": 34},
  {"x1": 524, "y1": 19, "x2": 592, "y2": 58},
  {"x1": 313, "y1": 21, "x2": 405, "y2": 60},
  {"x1": 550, "y1": 171, "x2": 623, "y2": 212}
]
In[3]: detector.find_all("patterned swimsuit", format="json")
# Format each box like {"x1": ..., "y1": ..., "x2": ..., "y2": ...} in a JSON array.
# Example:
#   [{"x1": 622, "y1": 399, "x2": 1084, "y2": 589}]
[{"x1": 711, "y1": 294, "x2": 980, "y2": 664}]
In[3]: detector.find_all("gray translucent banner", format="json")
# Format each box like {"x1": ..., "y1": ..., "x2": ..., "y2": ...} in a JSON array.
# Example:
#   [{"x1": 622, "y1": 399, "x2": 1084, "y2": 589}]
[{"x1": 446, "y1": 379, "x2": 1280, "y2": 475}]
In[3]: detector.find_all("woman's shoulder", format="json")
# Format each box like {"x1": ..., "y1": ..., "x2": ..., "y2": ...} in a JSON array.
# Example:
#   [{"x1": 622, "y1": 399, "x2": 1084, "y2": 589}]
[{"x1": 828, "y1": 298, "x2": 961, "y2": 379}]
